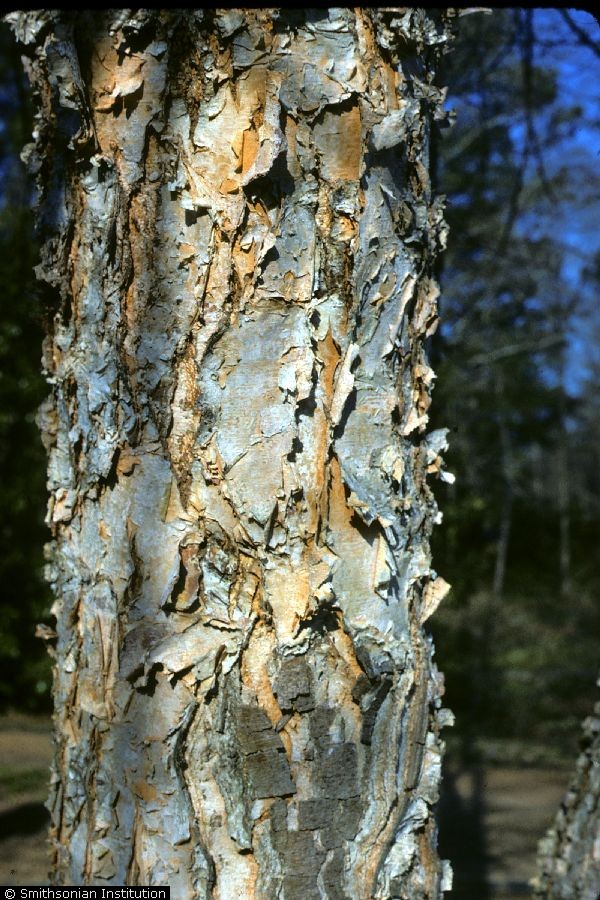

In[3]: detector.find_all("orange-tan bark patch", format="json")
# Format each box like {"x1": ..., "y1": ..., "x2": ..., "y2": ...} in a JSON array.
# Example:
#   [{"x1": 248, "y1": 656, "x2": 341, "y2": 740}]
[
  {"x1": 319, "y1": 103, "x2": 362, "y2": 183},
  {"x1": 241, "y1": 128, "x2": 260, "y2": 176},
  {"x1": 133, "y1": 780, "x2": 158, "y2": 803},
  {"x1": 240, "y1": 623, "x2": 291, "y2": 755}
]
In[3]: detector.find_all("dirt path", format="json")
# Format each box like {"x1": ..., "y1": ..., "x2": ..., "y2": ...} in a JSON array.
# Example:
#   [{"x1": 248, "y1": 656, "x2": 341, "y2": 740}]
[
  {"x1": 0, "y1": 715, "x2": 52, "y2": 885},
  {"x1": 439, "y1": 762, "x2": 570, "y2": 898},
  {"x1": 0, "y1": 715, "x2": 571, "y2": 894}
]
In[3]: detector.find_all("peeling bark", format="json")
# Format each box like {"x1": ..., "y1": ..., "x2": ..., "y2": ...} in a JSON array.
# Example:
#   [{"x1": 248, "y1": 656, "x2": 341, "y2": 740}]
[
  {"x1": 9, "y1": 9, "x2": 454, "y2": 897},
  {"x1": 533, "y1": 696, "x2": 600, "y2": 900}
]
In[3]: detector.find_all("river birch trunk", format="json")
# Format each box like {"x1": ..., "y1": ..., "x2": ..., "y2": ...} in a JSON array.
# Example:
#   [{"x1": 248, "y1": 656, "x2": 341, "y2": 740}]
[
  {"x1": 9, "y1": 9, "x2": 454, "y2": 897},
  {"x1": 534, "y1": 696, "x2": 600, "y2": 900}
]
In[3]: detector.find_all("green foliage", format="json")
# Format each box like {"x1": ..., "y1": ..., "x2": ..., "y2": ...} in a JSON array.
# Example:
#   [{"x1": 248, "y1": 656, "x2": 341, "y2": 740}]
[
  {"x1": 0, "y1": 22, "x2": 51, "y2": 712},
  {"x1": 430, "y1": 9, "x2": 600, "y2": 758}
]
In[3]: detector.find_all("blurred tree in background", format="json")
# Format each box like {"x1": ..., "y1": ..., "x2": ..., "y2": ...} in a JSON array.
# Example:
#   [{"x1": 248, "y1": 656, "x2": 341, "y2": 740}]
[
  {"x1": 0, "y1": 23, "x2": 50, "y2": 711},
  {"x1": 430, "y1": 8, "x2": 600, "y2": 760},
  {"x1": 0, "y1": 9, "x2": 598, "y2": 748}
]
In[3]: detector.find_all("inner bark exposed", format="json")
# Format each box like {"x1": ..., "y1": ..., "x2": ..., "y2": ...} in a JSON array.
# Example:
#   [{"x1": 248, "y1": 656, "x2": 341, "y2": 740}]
[{"x1": 9, "y1": 8, "x2": 455, "y2": 898}]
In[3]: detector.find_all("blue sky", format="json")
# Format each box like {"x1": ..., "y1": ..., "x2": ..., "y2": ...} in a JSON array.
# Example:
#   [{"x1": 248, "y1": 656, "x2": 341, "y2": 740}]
[
  {"x1": 446, "y1": 9, "x2": 600, "y2": 395},
  {"x1": 537, "y1": 10, "x2": 599, "y2": 393}
]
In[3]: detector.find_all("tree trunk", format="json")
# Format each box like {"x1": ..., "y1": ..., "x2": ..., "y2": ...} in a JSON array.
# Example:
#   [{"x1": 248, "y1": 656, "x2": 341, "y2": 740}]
[
  {"x1": 533, "y1": 694, "x2": 600, "y2": 899},
  {"x1": 9, "y1": 9, "x2": 454, "y2": 897}
]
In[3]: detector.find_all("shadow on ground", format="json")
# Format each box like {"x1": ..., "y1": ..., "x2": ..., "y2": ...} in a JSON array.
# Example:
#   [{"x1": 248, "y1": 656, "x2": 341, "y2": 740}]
[
  {"x1": 438, "y1": 761, "x2": 490, "y2": 899},
  {"x1": 0, "y1": 802, "x2": 49, "y2": 840}
]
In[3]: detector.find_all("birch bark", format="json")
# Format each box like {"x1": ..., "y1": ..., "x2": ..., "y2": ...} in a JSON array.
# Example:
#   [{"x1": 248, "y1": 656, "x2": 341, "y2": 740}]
[
  {"x1": 9, "y1": 9, "x2": 454, "y2": 897},
  {"x1": 534, "y1": 696, "x2": 600, "y2": 900}
]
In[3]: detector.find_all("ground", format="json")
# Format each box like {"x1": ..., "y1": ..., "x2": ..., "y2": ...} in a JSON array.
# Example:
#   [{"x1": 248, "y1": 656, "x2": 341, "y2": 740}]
[
  {"x1": 0, "y1": 715, "x2": 52, "y2": 887},
  {"x1": 438, "y1": 756, "x2": 570, "y2": 898},
  {"x1": 0, "y1": 715, "x2": 570, "y2": 897}
]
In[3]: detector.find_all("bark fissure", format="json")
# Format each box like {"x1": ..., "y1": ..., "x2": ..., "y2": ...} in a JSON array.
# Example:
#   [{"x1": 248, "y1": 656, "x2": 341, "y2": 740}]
[{"x1": 10, "y1": 7, "x2": 455, "y2": 897}]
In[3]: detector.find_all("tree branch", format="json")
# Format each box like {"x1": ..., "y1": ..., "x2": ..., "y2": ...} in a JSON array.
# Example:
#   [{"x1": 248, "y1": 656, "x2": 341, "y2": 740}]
[
  {"x1": 559, "y1": 9, "x2": 600, "y2": 61},
  {"x1": 468, "y1": 333, "x2": 566, "y2": 367}
]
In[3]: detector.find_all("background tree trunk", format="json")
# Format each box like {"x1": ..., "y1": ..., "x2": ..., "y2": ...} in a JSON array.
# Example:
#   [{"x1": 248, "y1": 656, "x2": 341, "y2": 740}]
[
  {"x1": 9, "y1": 9, "x2": 454, "y2": 897},
  {"x1": 533, "y1": 694, "x2": 600, "y2": 900}
]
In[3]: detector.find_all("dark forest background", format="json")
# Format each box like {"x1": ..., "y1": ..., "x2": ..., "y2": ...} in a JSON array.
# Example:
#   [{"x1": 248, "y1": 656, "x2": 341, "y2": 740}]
[
  {"x1": 0, "y1": 8, "x2": 598, "y2": 763},
  {"x1": 430, "y1": 7, "x2": 600, "y2": 764}
]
